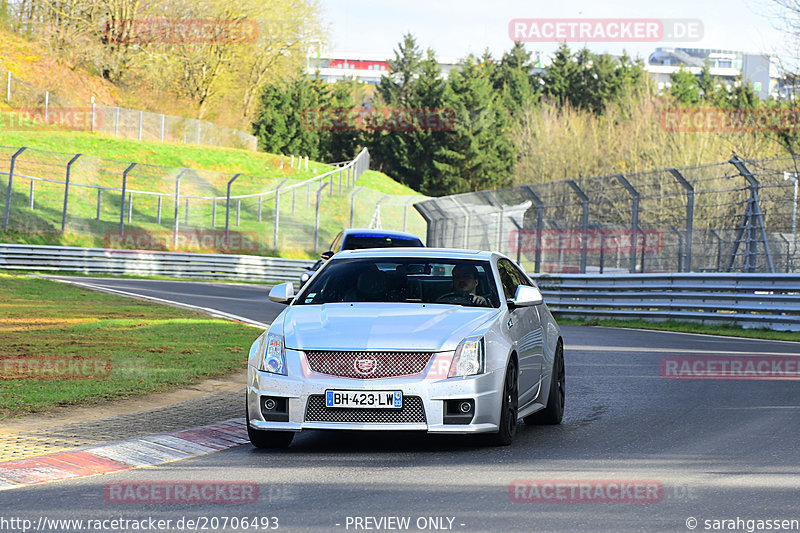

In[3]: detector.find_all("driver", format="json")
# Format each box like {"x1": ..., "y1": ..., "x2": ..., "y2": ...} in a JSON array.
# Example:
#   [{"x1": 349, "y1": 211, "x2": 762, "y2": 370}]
[{"x1": 441, "y1": 264, "x2": 488, "y2": 306}]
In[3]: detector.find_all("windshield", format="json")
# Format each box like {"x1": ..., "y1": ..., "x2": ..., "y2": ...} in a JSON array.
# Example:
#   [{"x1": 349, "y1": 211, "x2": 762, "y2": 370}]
[
  {"x1": 296, "y1": 258, "x2": 499, "y2": 308},
  {"x1": 341, "y1": 234, "x2": 424, "y2": 250}
]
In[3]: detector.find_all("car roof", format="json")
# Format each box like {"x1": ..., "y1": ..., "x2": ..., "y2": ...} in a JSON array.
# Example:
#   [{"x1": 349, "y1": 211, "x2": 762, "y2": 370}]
[
  {"x1": 333, "y1": 247, "x2": 494, "y2": 260},
  {"x1": 342, "y1": 228, "x2": 423, "y2": 240}
]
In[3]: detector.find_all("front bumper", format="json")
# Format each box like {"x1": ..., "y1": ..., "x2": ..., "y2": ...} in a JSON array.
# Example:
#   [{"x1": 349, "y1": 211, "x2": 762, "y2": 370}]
[{"x1": 247, "y1": 350, "x2": 504, "y2": 434}]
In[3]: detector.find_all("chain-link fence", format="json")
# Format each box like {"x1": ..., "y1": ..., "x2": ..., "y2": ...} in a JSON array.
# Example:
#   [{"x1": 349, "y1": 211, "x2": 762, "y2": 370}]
[
  {"x1": 0, "y1": 63, "x2": 257, "y2": 151},
  {"x1": 0, "y1": 146, "x2": 428, "y2": 256},
  {"x1": 415, "y1": 156, "x2": 800, "y2": 274}
]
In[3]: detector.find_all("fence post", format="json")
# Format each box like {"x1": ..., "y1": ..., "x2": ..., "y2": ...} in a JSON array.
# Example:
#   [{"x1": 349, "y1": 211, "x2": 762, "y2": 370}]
[
  {"x1": 566, "y1": 180, "x2": 590, "y2": 274},
  {"x1": 710, "y1": 229, "x2": 722, "y2": 272},
  {"x1": 184, "y1": 198, "x2": 190, "y2": 225},
  {"x1": 274, "y1": 178, "x2": 290, "y2": 249},
  {"x1": 668, "y1": 168, "x2": 695, "y2": 272},
  {"x1": 236, "y1": 200, "x2": 241, "y2": 226},
  {"x1": 95, "y1": 188, "x2": 101, "y2": 219},
  {"x1": 211, "y1": 200, "x2": 217, "y2": 227},
  {"x1": 3, "y1": 149, "x2": 29, "y2": 232},
  {"x1": 670, "y1": 226, "x2": 684, "y2": 272},
  {"x1": 60, "y1": 154, "x2": 82, "y2": 232},
  {"x1": 314, "y1": 182, "x2": 330, "y2": 251},
  {"x1": 119, "y1": 163, "x2": 137, "y2": 237},
  {"x1": 173, "y1": 169, "x2": 188, "y2": 247},
  {"x1": 127, "y1": 193, "x2": 133, "y2": 223},
  {"x1": 160, "y1": 115, "x2": 165, "y2": 142},
  {"x1": 291, "y1": 188, "x2": 296, "y2": 214},
  {"x1": 45, "y1": 91, "x2": 49, "y2": 123},
  {"x1": 613, "y1": 174, "x2": 640, "y2": 274},
  {"x1": 306, "y1": 182, "x2": 311, "y2": 208},
  {"x1": 138, "y1": 111, "x2": 143, "y2": 140},
  {"x1": 91, "y1": 97, "x2": 95, "y2": 132},
  {"x1": 522, "y1": 186, "x2": 544, "y2": 273},
  {"x1": 29, "y1": 180, "x2": 34, "y2": 209},
  {"x1": 225, "y1": 174, "x2": 242, "y2": 249},
  {"x1": 727, "y1": 156, "x2": 774, "y2": 273},
  {"x1": 6, "y1": 71, "x2": 10, "y2": 102},
  {"x1": 114, "y1": 107, "x2": 120, "y2": 137},
  {"x1": 339, "y1": 168, "x2": 343, "y2": 195},
  {"x1": 196, "y1": 122, "x2": 201, "y2": 144},
  {"x1": 157, "y1": 196, "x2": 162, "y2": 225},
  {"x1": 350, "y1": 186, "x2": 364, "y2": 228},
  {"x1": 257, "y1": 196, "x2": 262, "y2": 222}
]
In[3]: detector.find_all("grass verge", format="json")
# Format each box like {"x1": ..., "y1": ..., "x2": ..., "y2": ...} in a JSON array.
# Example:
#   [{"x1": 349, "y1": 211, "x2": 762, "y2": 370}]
[
  {"x1": 0, "y1": 273, "x2": 260, "y2": 418},
  {"x1": 556, "y1": 316, "x2": 800, "y2": 343}
]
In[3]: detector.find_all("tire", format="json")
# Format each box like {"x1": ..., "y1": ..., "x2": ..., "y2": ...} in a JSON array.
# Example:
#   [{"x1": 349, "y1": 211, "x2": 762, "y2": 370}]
[
  {"x1": 246, "y1": 401, "x2": 294, "y2": 449},
  {"x1": 487, "y1": 358, "x2": 518, "y2": 446},
  {"x1": 524, "y1": 342, "x2": 564, "y2": 425}
]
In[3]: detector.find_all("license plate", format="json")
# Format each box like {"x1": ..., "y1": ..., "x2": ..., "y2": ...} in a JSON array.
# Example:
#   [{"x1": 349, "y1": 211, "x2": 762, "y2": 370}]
[{"x1": 325, "y1": 390, "x2": 402, "y2": 409}]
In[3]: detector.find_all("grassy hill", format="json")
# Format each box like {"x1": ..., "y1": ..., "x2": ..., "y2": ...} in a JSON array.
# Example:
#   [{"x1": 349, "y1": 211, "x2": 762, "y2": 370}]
[{"x1": 0, "y1": 130, "x2": 424, "y2": 259}]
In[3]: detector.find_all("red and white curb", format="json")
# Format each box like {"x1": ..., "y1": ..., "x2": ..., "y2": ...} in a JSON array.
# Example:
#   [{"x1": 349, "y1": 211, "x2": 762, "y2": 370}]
[{"x1": 0, "y1": 418, "x2": 248, "y2": 490}]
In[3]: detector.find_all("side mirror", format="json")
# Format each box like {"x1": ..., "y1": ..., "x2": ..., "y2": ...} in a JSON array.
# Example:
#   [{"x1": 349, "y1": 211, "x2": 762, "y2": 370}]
[
  {"x1": 508, "y1": 285, "x2": 543, "y2": 309},
  {"x1": 320, "y1": 250, "x2": 334, "y2": 260},
  {"x1": 269, "y1": 282, "x2": 295, "y2": 304}
]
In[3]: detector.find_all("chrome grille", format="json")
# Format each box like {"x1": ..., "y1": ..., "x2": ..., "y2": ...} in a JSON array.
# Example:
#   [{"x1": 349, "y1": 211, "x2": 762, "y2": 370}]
[
  {"x1": 304, "y1": 395, "x2": 426, "y2": 424},
  {"x1": 304, "y1": 351, "x2": 433, "y2": 379}
]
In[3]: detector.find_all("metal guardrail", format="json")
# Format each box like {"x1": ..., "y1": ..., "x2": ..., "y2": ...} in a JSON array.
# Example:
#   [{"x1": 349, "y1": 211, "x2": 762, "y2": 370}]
[
  {"x1": 0, "y1": 244, "x2": 315, "y2": 283},
  {"x1": 533, "y1": 273, "x2": 800, "y2": 332}
]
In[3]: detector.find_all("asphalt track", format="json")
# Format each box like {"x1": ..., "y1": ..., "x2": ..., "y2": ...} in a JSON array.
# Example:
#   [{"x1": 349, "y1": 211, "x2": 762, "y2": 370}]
[{"x1": 2, "y1": 276, "x2": 800, "y2": 533}]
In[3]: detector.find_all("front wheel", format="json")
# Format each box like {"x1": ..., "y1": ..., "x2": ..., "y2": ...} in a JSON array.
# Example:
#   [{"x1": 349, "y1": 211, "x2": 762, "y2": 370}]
[
  {"x1": 246, "y1": 400, "x2": 294, "y2": 449},
  {"x1": 487, "y1": 358, "x2": 518, "y2": 446},
  {"x1": 524, "y1": 342, "x2": 564, "y2": 425}
]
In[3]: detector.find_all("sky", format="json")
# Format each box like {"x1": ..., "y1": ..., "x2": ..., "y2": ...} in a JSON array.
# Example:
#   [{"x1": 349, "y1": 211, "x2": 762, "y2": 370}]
[{"x1": 317, "y1": 0, "x2": 793, "y2": 64}]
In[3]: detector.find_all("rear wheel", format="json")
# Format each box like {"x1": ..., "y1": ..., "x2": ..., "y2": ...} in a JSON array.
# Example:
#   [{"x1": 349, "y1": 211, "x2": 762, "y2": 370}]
[
  {"x1": 246, "y1": 400, "x2": 294, "y2": 449},
  {"x1": 524, "y1": 342, "x2": 564, "y2": 425},
  {"x1": 487, "y1": 358, "x2": 518, "y2": 446}
]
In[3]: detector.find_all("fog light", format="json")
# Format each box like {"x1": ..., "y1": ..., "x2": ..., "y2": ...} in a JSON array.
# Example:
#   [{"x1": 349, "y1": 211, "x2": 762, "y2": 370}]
[
  {"x1": 264, "y1": 398, "x2": 277, "y2": 410},
  {"x1": 459, "y1": 401, "x2": 472, "y2": 413}
]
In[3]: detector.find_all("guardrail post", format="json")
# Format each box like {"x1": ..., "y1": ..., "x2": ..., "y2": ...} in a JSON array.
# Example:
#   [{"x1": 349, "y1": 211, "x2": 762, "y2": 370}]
[
  {"x1": 119, "y1": 163, "x2": 136, "y2": 236},
  {"x1": 350, "y1": 186, "x2": 364, "y2": 228},
  {"x1": 3, "y1": 147, "x2": 28, "y2": 232},
  {"x1": 225, "y1": 173, "x2": 242, "y2": 249},
  {"x1": 61, "y1": 154, "x2": 82, "y2": 233},
  {"x1": 314, "y1": 182, "x2": 330, "y2": 251},
  {"x1": 173, "y1": 168, "x2": 188, "y2": 247},
  {"x1": 613, "y1": 174, "x2": 640, "y2": 273},
  {"x1": 522, "y1": 186, "x2": 544, "y2": 273},
  {"x1": 274, "y1": 178, "x2": 290, "y2": 249},
  {"x1": 567, "y1": 180, "x2": 590, "y2": 273},
  {"x1": 668, "y1": 168, "x2": 695, "y2": 272}
]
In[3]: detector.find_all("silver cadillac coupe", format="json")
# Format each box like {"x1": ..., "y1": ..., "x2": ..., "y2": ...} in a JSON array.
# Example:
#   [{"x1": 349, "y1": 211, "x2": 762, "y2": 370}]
[{"x1": 246, "y1": 248, "x2": 564, "y2": 448}]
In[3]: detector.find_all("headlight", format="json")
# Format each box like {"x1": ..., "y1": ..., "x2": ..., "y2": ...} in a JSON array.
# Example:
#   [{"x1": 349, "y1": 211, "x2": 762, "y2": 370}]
[
  {"x1": 448, "y1": 336, "x2": 484, "y2": 377},
  {"x1": 258, "y1": 333, "x2": 287, "y2": 375}
]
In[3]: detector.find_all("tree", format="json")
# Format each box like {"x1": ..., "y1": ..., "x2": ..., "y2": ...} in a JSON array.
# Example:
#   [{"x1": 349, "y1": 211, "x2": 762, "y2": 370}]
[
  {"x1": 428, "y1": 56, "x2": 514, "y2": 195},
  {"x1": 669, "y1": 66, "x2": 701, "y2": 106},
  {"x1": 492, "y1": 42, "x2": 540, "y2": 113}
]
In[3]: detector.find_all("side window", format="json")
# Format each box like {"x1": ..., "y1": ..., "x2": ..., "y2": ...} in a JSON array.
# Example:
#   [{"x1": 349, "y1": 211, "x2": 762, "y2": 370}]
[
  {"x1": 510, "y1": 263, "x2": 531, "y2": 288},
  {"x1": 497, "y1": 259, "x2": 520, "y2": 300}
]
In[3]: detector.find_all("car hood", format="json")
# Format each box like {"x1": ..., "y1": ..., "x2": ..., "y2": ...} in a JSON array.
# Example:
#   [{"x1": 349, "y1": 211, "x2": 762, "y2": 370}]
[{"x1": 282, "y1": 304, "x2": 499, "y2": 352}]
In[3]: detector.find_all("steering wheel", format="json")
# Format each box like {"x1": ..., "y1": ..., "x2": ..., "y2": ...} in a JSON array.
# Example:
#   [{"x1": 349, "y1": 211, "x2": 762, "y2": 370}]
[{"x1": 436, "y1": 291, "x2": 486, "y2": 305}]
